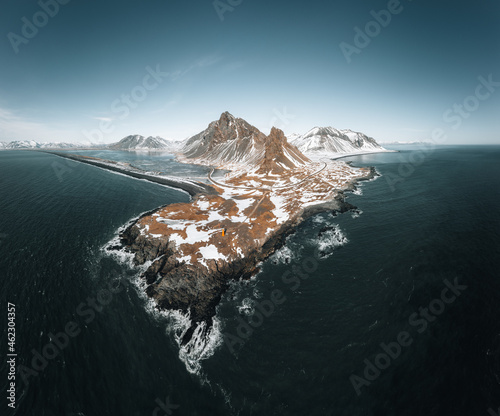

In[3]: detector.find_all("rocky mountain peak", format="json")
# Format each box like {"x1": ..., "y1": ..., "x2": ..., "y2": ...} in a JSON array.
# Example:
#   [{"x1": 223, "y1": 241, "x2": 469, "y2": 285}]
[
  {"x1": 268, "y1": 127, "x2": 287, "y2": 143},
  {"x1": 217, "y1": 111, "x2": 236, "y2": 126},
  {"x1": 182, "y1": 113, "x2": 310, "y2": 172},
  {"x1": 256, "y1": 127, "x2": 310, "y2": 174}
]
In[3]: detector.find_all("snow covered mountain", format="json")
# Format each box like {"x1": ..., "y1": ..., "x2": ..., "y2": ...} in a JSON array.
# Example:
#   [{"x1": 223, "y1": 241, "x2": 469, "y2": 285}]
[
  {"x1": 181, "y1": 112, "x2": 309, "y2": 172},
  {"x1": 108, "y1": 135, "x2": 172, "y2": 151},
  {"x1": 289, "y1": 127, "x2": 386, "y2": 157},
  {"x1": 0, "y1": 136, "x2": 179, "y2": 152},
  {"x1": 0, "y1": 140, "x2": 88, "y2": 149}
]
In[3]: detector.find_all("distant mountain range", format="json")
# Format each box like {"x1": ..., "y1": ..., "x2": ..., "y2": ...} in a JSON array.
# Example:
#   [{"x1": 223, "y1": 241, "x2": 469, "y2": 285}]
[
  {"x1": 0, "y1": 136, "x2": 181, "y2": 151},
  {"x1": 0, "y1": 140, "x2": 94, "y2": 150},
  {"x1": 288, "y1": 127, "x2": 386, "y2": 157},
  {"x1": 0, "y1": 113, "x2": 388, "y2": 162},
  {"x1": 181, "y1": 111, "x2": 309, "y2": 173},
  {"x1": 108, "y1": 135, "x2": 177, "y2": 151}
]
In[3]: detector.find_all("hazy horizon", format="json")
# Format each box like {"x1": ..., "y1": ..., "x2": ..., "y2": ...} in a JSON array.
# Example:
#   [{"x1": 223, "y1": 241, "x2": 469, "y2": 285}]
[{"x1": 1, "y1": 0, "x2": 499, "y2": 145}]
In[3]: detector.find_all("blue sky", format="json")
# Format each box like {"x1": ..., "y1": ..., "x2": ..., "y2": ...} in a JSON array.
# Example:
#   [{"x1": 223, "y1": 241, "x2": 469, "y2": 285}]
[{"x1": 1, "y1": 0, "x2": 499, "y2": 144}]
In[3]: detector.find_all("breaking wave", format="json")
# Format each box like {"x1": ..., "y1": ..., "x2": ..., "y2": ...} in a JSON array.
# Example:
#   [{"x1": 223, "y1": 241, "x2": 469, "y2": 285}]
[
  {"x1": 313, "y1": 224, "x2": 349, "y2": 258},
  {"x1": 101, "y1": 205, "x2": 350, "y2": 378},
  {"x1": 318, "y1": 225, "x2": 348, "y2": 251},
  {"x1": 269, "y1": 245, "x2": 295, "y2": 265},
  {"x1": 238, "y1": 298, "x2": 256, "y2": 316},
  {"x1": 132, "y1": 274, "x2": 224, "y2": 376},
  {"x1": 102, "y1": 224, "x2": 223, "y2": 378},
  {"x1": 351, "y1": 209, "x2": 363, "y2": 219}
]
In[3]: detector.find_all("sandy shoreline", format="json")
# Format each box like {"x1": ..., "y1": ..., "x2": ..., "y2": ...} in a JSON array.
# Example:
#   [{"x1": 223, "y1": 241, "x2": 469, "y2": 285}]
[{"x1": 44, "y1": 151, "x2": 216, "y2": 197}]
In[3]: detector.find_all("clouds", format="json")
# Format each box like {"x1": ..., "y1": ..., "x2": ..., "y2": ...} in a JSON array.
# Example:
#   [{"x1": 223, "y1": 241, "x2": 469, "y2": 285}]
[{"x1": 0, "y1": 106, "x2": 79, "y2": 142}]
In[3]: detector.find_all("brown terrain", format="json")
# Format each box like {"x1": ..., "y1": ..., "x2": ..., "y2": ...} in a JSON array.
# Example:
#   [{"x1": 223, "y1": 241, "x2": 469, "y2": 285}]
[{"x1": 112, "y1": 113, "x2": 377, "y2": 345}]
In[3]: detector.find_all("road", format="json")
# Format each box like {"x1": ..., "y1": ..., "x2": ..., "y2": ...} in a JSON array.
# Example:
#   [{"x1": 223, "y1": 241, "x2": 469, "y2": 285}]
[{"x1": 207, "y1": 162, "x2": 327, "y2": 192}]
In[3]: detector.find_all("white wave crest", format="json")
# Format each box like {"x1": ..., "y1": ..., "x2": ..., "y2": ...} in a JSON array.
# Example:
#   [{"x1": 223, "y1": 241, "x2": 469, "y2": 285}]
[
  {"x1": 177, "y1": 318, "x2": 224, "y2": 375},
  {"x1": 269, "y1": 245, "x2": 294, "y2": 264},
  {"x1": 237, "y1": 298, "x2": 255, "y2": 316},
  {"x1": 351, "y1": 210, "x2": 363, "y2": 219},
  {"x1": 314, "y1": 225, "x2": 349, "y2": 258}
]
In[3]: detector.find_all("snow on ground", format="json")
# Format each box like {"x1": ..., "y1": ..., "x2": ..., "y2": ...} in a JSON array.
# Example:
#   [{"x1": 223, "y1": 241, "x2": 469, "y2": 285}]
[
  {"x1": 306, "y1": 149, "x2": 395, "y2": 162},
  {"x1": 156, "y1": 218, "x2": 186, "y2": 230},
  {"x1": 169, "y1": 224, "x2": 212, "y2": 245},
  {"x1": 233, "y1": 197, "x2": 254, "y2": 213},
  {"x1": 199, "y1": 244, "x2": 227, "y2": 261},
  {"x1": 195, "y1": 199, "x2": 210, "y2": 210},
  {"x1": 206, "y1": 210, "x2": 225, "y2": 222},
  {"x1": 269, "y1": 194, "x2": 289, "y2": 224},
  {"x1": 139, "y1": 158, "x2": 371, "y2": 269}
]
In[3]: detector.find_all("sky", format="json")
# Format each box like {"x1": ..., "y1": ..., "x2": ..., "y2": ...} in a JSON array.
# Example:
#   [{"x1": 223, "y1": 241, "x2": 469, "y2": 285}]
[{"x1": 0, "y1": 0, "x2": 499, "y2": 144}]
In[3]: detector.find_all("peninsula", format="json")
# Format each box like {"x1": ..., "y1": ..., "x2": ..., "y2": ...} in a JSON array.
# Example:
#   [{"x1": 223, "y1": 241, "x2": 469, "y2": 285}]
[
  {"x1": 112, "y1": 112, "x2": 376, "y2": 344},
  {"x1": 50, "y1": 112, "x2": 378, "y2": 345}
]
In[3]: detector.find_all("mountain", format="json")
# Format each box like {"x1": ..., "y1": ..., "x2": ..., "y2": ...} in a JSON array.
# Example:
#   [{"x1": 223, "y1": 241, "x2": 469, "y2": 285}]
[
  {"x1": 0, "y1": 136, "x2": 178, "y2": 151},
  {"x1": 108, "y1": 135, "x2": 172, "y2": 151},
  {"x1": 289, "y1": 127, "x2": 386, "y2": 157},
  {"x1": 0, "y1": 140, "x2": 87, "y2": 149},
  {"x1": 181, "y1": 112, "x2": 309, "y2": 172},
  {"x1": 257, "y1": 127, "x2": 310, "y2": 174}
]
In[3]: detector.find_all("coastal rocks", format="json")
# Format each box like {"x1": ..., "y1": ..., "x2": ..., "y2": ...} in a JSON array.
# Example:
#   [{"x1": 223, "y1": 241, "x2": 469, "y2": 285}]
[
  {"x1": 120, "y1": 225, "x2": 170, "y2": 264},
  {"x1": 116, "y1": 194, "x2": 355, "y2": 345}
]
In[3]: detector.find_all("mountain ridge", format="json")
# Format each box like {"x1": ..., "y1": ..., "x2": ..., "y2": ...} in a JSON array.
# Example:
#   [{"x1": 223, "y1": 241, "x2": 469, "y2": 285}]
[
  {"x1": 181, "y1": 112, "x2": 309, "y2": 173},
  {"x1": 0, "y1": 113, "x2": 387, "y2": 158},
  {"x1": 108, "y1": 135, "x2": 173, "y2": 151},
  {"x1": 289, "y1": 126, "x2": 386, "y2": 156}
]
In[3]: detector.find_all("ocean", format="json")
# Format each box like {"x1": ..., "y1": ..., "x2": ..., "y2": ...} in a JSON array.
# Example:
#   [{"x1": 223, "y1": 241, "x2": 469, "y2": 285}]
[{"x1": 1, "y1": 146, "x2": 499, "y2": 415}]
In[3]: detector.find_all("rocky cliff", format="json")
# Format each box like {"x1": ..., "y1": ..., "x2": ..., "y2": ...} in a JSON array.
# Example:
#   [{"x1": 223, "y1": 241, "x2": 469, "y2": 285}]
[{"x1": 181, "y1": 112, "x2": 309, "y2": 171}]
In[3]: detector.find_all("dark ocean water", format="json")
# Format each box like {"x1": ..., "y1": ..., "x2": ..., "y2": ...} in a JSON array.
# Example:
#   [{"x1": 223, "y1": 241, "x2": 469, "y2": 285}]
[{"x1": 1, "y1": 147, "x2": 499, "y2": 416}]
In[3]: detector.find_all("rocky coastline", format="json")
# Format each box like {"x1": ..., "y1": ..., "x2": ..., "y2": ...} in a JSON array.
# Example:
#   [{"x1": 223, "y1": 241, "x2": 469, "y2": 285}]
[
  {"x1": 113, "y1": 166, "x2": 378, "y2": 345},
  {"x1": 44, "y1": 138, "x2": 379, "y2": 347}
]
